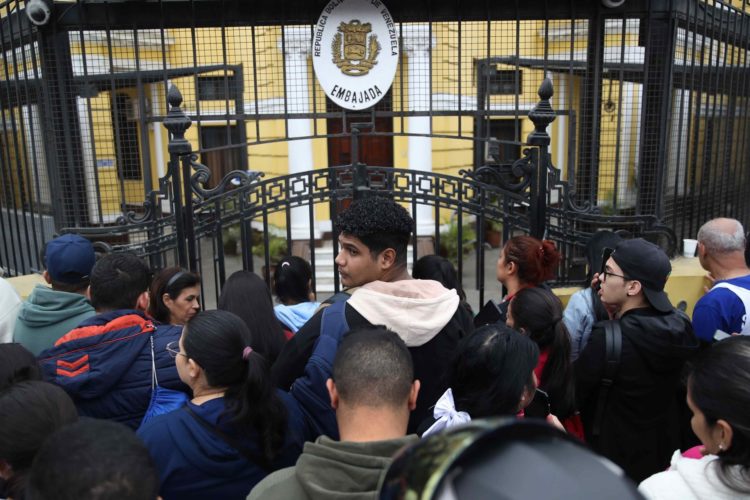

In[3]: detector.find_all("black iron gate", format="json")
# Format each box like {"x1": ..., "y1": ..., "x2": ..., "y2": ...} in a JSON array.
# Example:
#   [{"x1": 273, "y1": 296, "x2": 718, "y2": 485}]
[
  {"x1": 2, "y1": 0, "x2": 747, "y2": 306},
  {"x1": 128, "y1": 76, "x2": 674, "y2": 306}
]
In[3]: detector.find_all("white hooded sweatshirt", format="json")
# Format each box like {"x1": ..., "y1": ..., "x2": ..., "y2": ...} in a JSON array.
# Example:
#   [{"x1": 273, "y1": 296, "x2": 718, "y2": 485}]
[
  {"x1": 639, "y1": 450, "x2": 750, "y2": 500},
  {"x1": 346, "y1": 279, "x2": 460, "y2": 347}
]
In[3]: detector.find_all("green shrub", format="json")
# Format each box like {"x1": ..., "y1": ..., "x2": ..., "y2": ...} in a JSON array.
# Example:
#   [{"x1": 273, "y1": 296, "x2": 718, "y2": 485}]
[{"x1": 439, "y1": 221, "x2": 476, "y2": 266}]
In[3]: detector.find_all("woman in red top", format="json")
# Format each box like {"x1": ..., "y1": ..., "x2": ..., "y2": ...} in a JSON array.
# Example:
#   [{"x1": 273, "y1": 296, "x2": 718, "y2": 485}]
[{"x1": 508, "y1": 287, "x2": 584, "y2": 440}]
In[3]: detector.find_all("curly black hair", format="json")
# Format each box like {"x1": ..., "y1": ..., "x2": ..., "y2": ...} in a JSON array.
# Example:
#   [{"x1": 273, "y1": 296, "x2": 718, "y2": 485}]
[{"x1": 335, "y1": 195, "x2": 414, "y2": 265}]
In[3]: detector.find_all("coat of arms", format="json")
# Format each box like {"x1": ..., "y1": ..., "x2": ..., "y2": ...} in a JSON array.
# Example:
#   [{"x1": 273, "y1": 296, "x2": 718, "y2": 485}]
[{"x1": 331, "y1": 20, "x2": 381, "y2": 77}]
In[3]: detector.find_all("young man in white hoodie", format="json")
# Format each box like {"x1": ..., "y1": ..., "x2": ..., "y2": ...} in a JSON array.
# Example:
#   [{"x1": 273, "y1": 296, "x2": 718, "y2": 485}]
[{"x1": 272, "y1": 195, "x2": 474, "y2": 433}]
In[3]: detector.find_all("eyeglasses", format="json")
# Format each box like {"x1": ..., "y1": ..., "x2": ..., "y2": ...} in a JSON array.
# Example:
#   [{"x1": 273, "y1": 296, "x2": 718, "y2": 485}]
[
  {"x1": 601, "y1": 270, "x2": 631, "y2": 282},
  {"x1": 166, "y1": 340, "x2": 187, "y2": 359}
]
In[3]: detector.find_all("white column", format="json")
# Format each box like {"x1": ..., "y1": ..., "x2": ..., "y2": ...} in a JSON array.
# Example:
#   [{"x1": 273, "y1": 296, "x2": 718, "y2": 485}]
[
  {"x1": 403, "y1": 24, "x2": 435, "y2": 236},
  {"x1": 279, "y1": 26, "x2": 318, "y2": 240}
]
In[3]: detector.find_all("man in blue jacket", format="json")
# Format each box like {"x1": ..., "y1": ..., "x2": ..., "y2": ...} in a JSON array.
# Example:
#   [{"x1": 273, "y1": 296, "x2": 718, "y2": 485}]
[{"x1": 38, "y1": 253, "x2": 187, "y2": 429}]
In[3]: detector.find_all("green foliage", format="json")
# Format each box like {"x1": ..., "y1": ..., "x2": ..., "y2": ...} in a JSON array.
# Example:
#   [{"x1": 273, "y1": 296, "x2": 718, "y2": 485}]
[
  {"x1": 439, "y1": 221, "x2": 476, "y2": 266},
  {"x1": 222, "y1": 223, "x2": 288, "y2": 263},
  {"x1": 253, "y1": 232, "x2": 288, "y2": 264},
  {"x1": 486, "y1": 219, "x2": 503, "y2": 232},
  {"x1": 222, "y1": 224, "x2": 241, "y2": 255}
]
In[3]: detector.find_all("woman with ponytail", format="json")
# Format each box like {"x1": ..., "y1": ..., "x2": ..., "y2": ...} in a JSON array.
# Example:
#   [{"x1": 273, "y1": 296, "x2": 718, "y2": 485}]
[
  {"x1": 272, "y1": 256, "x2": 320, "y2": 336},
  {"x1": 483, "y1": 235, "x2": 560, "y2": 325},
  {"x1": 137, "y1": 310, "x2": 310, "y2": 500},
  {"x1": 508, "y1": 287, "x2": 583, "y2": 439}
]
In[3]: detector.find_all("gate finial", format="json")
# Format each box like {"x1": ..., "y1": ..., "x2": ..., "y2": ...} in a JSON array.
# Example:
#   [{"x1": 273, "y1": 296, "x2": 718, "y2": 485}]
[
  {"x1": 527, "y1": 78, "x2": 556, "y2": 146},
  {"x1": 164, "y1": 84, "x2": 193, "y2": 155}
]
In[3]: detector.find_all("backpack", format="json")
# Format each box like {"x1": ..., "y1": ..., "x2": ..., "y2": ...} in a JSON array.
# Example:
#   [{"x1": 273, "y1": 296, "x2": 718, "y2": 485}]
[{"x1": 289, "y1": 300, "x2": 349, "y2": 439}]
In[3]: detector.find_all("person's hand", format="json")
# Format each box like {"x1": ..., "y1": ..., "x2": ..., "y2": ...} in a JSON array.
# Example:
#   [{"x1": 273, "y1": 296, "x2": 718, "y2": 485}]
[
  {"x1": 704, "y1": 272, "x2": 716, "y2": 294},
  {"x1": 591, "y1": 272, "x2": 601, "y2": 291},
  {"x1": 547, "y1": 414, "x2": 566, "y2": 432}
]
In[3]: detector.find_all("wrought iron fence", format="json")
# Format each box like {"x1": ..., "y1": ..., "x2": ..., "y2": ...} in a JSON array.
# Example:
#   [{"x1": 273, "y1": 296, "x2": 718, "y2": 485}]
[{"x1": 1, "y1": 0, "x2": 748, "y2": 307}]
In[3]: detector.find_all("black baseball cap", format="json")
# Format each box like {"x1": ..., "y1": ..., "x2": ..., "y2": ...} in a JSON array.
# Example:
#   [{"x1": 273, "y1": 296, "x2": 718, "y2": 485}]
[{"x1": 610, "y1": 238, "x2": 673, "y2": 313}]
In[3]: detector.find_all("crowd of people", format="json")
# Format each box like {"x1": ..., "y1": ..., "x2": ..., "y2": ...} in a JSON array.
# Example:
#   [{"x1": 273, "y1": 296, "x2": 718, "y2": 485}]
[{"x1": 0, "y1": 197, "x2": 749, "y2": 499}]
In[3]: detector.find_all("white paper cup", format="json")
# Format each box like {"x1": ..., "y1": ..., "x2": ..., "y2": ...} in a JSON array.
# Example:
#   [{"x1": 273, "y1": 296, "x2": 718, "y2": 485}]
[{"x1": 683, "y1": 238, "x2": 698, "y2": 258}]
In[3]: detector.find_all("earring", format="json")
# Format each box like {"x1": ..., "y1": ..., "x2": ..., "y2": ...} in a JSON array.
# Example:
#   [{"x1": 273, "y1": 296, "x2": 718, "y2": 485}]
[{"x1": 718, "y1": 443, "x2": 725, "y2": 452}]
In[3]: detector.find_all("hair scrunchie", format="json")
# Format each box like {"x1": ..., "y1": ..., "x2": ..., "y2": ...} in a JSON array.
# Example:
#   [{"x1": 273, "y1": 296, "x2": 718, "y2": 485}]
[{"x1": 242, "y1": 346, "x2": 253, "y2": 361}]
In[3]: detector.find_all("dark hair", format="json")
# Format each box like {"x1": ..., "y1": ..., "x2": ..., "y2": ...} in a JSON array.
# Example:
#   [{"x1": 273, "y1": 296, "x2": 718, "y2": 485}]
[
  {"x1": 413, "y1": 254, "x2": 467, "y2": 303},
  {"x1": 50, "y1": 278, "x2": 90, "y2": 294},
  {"x1": 26, "y1": 419, "x2": 158, "y2": 500},
  {"x1": 273, "y1": 256, "x2": 313, "y2": 305},
  {"x1": 183, "y1": 310, "x2": 287, "y2": 466},
  {"x1": 0, "y1": 343, "x2": 41, "y2": 391},
  {"x1": 218, "y1": 271, "x2": 286, "y2": 364},
  {"x1": 688, "y1": 336, "x2": 750, "y2": 493},
  {"x1": 89, "y1": 253, "x2": 151, "y2": 311},
  {"x1": 334, "y1": 196, "x2": 413, "y2": 266},
  {"x1": 510, "y1": 288, "x2": 576, "y2": 418},
  {"x1": 585, "y1": 231, "x2": 625, "y2": 321},
  {"x1": 585, "y1": 231, "x2": 623, "y2": 282},
  {"x1": 147, "y1": 266, "x2": 201, "y2": 323},
  {"x1": 332, "y1": 326, "x2": 414, "y2": 408},
  {"x1": 502, "y1": 236, "x2": 560, "y2": 285},
  {"x1": 0, "y1": 381, "x2": 78, "y2": 499},
  {"x1": 449, "y1": 324, "x2": 539, "y2": 418}
]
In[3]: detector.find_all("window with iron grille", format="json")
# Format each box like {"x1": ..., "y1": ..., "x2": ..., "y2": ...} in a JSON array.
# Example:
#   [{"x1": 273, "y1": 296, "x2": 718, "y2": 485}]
[
  {"x1": 196, "y1": 76, "x2": 236, "y2": 101},
  {"x1": 200, "y1": 126, "x2": 244, "y2": 187},
  {"x1": 111, "y1": 93, "x2": 142, "y2": 180},
  {"x1": 488, "y1": 70, "x2": 522, "y2": 95}
]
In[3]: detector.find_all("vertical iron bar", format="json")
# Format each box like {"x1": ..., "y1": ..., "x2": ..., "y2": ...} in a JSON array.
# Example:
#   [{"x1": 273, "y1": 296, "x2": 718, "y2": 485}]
[
  {"x1": 163, "y1": 85, "x2": 192, "y2": 269},
  {"x1": 0, "y1": 110, "x2": 18, "y2": 274},
  {"x1": 527, "y1": 79, "x2": 556, "y2": 240},
  {"x1": 181, "y1": 153, "x2": 197, "y2": 272},
  {"x1": 102, "y1": 10, "x2": 129, "y2": 218},
  {"x1": 577, "y1": 11, "x2": 604, "y2": 206},
  {"x1": 6, "y1": 11, "x2": 32, "y2": 274}
]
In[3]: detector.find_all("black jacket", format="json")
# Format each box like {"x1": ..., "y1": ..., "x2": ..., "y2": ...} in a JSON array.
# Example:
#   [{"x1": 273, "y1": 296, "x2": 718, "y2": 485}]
[{"x1": 575, "y1": 307, "x2": 700, "y2": 483}]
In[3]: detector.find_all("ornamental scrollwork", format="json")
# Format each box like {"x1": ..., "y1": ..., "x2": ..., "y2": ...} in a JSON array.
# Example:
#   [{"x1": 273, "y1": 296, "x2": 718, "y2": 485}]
[{"x1": 188, "y1": 153, "x2": 264, "y2": 200}]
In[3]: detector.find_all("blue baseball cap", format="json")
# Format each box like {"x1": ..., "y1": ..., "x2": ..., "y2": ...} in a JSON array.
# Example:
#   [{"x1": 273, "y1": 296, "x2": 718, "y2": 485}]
[{"x1": 45, "y1": 234, "x2": 96, "y2": 284}]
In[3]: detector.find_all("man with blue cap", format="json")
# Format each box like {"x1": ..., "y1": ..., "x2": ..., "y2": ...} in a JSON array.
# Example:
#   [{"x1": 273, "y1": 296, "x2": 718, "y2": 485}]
[{"x1": 13, "y1": 234, "x2": 96, "y2": 355}]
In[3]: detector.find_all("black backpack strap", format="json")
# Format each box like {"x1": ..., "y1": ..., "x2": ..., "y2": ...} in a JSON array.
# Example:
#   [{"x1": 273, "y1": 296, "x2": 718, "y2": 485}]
[
  {"x1": 183, "y1": 405, "x2": 269, "y2": 470},
  {"x1": 592, "y1": 320, "x2": 622, "y2": 437}
]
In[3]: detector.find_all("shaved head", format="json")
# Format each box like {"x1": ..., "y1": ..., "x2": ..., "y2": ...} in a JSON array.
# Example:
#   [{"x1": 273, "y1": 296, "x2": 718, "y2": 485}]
[{"x1": 332, "y1": 326, "x2": 414, "y2": 408}]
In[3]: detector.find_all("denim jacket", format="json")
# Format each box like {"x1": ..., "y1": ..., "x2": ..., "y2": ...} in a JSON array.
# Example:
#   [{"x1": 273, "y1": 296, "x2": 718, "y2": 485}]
[{"x1": 563, "y1": 288, "x2": 596, "y2": 361}]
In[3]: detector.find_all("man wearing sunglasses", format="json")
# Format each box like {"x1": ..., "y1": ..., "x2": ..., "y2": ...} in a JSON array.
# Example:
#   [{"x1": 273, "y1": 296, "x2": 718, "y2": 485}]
[{"x1": 575, "y1": 238, "x2": 700, "y2": 483}]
